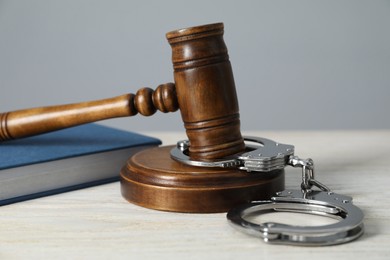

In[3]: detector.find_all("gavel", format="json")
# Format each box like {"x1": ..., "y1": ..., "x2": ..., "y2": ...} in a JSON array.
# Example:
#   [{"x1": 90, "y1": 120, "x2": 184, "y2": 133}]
[
  {"x1": 1, "y1": 23, "x2": 284, "y2": 212},
  {"x1": 0, "y1": 23, "x2": 244, "y2": 161}
]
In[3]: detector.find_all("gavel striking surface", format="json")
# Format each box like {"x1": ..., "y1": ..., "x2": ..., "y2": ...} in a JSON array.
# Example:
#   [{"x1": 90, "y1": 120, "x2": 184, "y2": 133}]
[{"x1": 120, "y1": 146, "x2": 284, "y2": 213}]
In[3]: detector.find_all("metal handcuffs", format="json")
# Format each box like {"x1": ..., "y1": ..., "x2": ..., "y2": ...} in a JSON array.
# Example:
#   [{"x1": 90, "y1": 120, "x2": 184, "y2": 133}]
[{"x1": 171, "y1": 136, "x2": 364, "y2": 246}]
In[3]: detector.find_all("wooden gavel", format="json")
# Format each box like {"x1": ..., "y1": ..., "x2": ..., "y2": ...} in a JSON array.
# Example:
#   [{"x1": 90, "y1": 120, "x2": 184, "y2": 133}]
[
  {"x1": 0, "y1": 23, "x2": 245, "y2": 160},
  {"x1": 2, "y1": 23, "x2": 285, "y2": 213}
]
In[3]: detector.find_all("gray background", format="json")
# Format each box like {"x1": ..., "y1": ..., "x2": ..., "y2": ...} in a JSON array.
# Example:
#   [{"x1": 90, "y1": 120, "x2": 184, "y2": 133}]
[{"x1": 1, "y1": 0, "x2": 389, "y2": 133}]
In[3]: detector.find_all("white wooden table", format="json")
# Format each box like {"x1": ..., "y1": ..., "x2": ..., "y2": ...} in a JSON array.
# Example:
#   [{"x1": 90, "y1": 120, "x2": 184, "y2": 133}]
[{"x1": 1, "y1": 131, "x2": 389, "y2": 259}]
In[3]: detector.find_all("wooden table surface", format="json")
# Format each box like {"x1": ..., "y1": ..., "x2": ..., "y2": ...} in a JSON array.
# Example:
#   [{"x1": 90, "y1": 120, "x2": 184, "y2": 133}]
[{"x1": 1, "y1": 131, "x2": 389, "y2": 259}]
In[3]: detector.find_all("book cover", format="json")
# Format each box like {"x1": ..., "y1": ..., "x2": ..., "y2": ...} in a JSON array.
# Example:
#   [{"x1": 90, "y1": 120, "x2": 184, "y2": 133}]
[{"x1": 0, "y1": 124, "x2": 161, "y2": 205}]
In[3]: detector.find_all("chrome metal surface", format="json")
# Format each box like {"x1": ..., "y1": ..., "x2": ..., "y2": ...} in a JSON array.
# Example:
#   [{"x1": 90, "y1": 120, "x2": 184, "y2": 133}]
[
  {"x1": 227, "y1": 189, "x2": 364, "y2": 246},
  {"x1": 170, "y1": 136, "x2": 294, "y2": 172},
  {"x1": 287, "y1": 155, "x2": 330, "y2": 192},
  {"x1": 238, "y1": 137, "x2": 294, "y2": 172},
  {"x1": 172, "y1": 135, "x2": 364, "y2": 245}
]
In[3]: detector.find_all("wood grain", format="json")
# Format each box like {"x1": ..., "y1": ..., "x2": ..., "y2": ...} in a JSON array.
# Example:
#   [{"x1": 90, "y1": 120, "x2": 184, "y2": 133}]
[
  {"x1": 1, "y1": 23, "x2": 244, "y2": 162},
  {"x1": 167, "y1": 23, "x2": 245, "y2": 160},
  {"x1": 0, "y1": 83, "x2": 178, "y2": 141},
  {"x1": 120, "y1": 146, "x2": 284, "y2": 213}
]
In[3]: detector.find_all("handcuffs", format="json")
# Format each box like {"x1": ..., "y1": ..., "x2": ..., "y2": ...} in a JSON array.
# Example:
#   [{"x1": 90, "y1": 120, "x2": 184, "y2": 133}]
[{"x1": 171, "y1": 136, "x2": 364, "y2": 246}]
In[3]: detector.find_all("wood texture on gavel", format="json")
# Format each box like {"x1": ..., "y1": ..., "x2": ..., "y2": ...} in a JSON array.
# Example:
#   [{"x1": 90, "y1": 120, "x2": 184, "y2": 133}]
[
  {"x1": 166, "y1": 23, "x2": 245, "y2": 160},
  {"x1": 2, "y1": 22, "x2": 284, "y2": 213},
  {"x1": 119, "y1": 23, "x2": 284, "y2": 214},
  {"x1": 0, "y1": 83, "x2": 178, "y2": 142},
  {"x1": 0, "y1": 22, "x2": 245, "y2": 161}
]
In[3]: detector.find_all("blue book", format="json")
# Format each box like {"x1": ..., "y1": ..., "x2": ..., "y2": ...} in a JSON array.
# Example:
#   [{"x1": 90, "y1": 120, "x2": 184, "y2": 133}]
[{"x1": 0, "y1": 124, "x2": 161, "y2": 205}]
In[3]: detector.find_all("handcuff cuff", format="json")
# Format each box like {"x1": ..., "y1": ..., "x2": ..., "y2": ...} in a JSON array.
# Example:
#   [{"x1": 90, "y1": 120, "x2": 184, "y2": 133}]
[{"x1": 171, "y1": 136, "x2": 364, "y2": 246}]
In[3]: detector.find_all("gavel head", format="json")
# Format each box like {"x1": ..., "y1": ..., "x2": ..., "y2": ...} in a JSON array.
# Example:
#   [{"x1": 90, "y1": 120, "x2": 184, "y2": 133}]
[
  {"x1": 166, "y1": 23, "x2": 245, "y2": 160},
  {"x1": 0, "y1": 22, "x2": 245, "y2": 162}
]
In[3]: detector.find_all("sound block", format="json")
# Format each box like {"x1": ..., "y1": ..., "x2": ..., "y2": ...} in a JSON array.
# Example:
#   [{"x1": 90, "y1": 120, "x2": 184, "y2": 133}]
[{"x1": 120, "y1": 146, "x2": 284, "y2": 213}]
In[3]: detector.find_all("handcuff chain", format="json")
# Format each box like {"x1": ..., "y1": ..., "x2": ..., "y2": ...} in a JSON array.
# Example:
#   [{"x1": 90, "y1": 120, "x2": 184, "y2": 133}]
[{"x1": 287, "y1": 155, "x2": 330, "y2": 193}]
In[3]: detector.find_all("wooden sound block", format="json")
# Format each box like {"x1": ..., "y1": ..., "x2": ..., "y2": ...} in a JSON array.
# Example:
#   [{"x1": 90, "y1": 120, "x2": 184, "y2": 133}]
[{"x1": 120, "y1": 146, "x2": 285, "y2": 213}]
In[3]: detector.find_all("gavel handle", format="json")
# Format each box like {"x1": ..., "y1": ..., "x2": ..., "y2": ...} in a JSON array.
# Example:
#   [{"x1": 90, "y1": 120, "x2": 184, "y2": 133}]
[{"x1": 0, "y1": 83, "x2": 178, "y2": 141}]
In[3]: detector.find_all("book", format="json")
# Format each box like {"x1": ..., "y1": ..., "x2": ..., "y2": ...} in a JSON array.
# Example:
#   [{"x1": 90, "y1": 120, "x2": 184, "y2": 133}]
[{"x1": 0, "y1": 124, "x2": 161, "y2": 205}]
